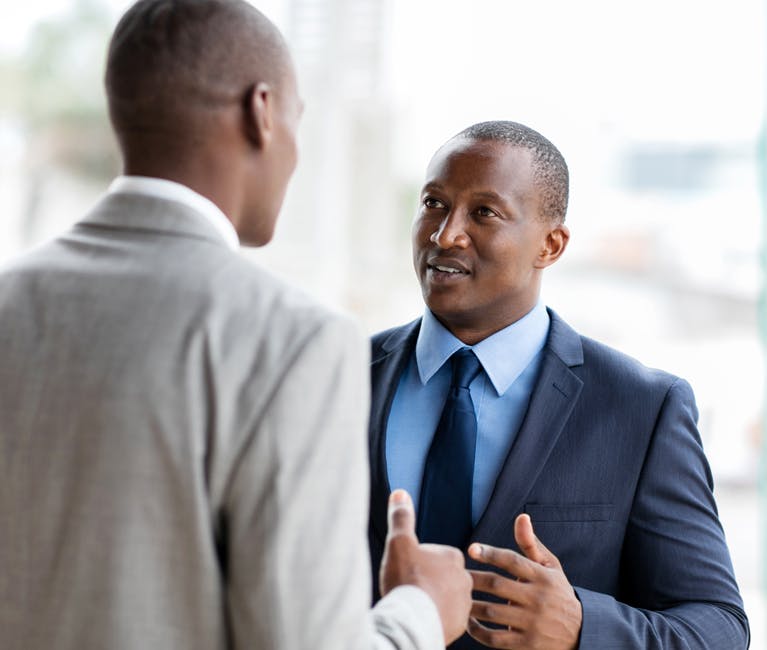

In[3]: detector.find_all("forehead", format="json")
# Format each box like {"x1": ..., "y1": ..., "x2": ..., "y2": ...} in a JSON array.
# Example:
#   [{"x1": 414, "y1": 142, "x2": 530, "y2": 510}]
[{"x1": 424, "y1": 139, "x2": 536, "y2": 201}]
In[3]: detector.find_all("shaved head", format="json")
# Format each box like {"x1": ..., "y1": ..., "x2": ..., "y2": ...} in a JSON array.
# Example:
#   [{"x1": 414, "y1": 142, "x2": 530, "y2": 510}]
[
  {"x1": 103, "y1": 0, "x2": 303, "y2": 246},
  {"x1": 105, "y1": 0, "x2": 291, "y2": 144}
]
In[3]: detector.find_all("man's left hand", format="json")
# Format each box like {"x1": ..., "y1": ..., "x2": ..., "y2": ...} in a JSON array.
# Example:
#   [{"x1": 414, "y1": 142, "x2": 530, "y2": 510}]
[{"x1": 467, "y1": 514, "x2": 582, "y2": 650}]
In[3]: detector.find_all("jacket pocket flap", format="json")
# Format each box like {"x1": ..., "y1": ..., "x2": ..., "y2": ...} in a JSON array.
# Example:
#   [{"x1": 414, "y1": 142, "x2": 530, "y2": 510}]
[{"x1": 524, "y1": 504, "x2": 613, "y2": 522}]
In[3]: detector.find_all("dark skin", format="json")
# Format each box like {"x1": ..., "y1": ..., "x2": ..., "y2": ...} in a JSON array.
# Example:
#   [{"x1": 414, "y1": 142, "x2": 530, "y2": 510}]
[
  {"x1": 381, "y1": 490, "x2": 474, "y2": 644},
  {"x1": 108, "y1": 0, "x2": 302, "y2": 247},
  {"x1": 110, "y1": 3, "x2": 472, "y2": 641},
  {"x1": 412, "y1": 138, "x2": 580, "y2": 647},
  {"x1": 412, "y1": 139, "x2": 569, "y2": 345},
  {"x1": 119, "y1": 76, "x2": 302, "y2": 247},
  {"x1": 468, "y1": 516, "x2": 581, "y2": 650}
]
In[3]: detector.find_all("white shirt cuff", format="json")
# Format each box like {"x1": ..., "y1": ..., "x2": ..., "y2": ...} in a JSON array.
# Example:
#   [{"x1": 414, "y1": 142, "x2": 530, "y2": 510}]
[{"x1": 371, "y1": 585, "x2": 444, "y2": 649}]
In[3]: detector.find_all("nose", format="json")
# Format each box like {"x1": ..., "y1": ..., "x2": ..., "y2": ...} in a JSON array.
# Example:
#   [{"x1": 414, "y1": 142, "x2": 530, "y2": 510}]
[{"x1": 430, "y1": 212, "x2": 470, "y2": 250}]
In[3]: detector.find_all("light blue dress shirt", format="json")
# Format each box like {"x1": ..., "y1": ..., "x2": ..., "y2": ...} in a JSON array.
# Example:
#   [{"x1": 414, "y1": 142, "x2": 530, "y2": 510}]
[{"x1": 386, "y1": 302, "x2": 550, "y2": 525}]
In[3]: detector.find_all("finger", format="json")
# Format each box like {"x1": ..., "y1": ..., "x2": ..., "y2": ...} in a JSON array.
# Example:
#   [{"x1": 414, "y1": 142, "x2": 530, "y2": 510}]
[
  {"x1": 468, "y1": 542, "x2": 538, "y2": 581},
  {"x1": 470, "y1": 599, "x2": 522, "y2": 628},
  {"x1": 420, "y1": 543, "x2": 467, "y2": 567},
  {"x1": 386, "y1": 489, "x2": 418, "y2": 542},
  {"x1": 468, "y1": 617, "x2": 520, "y2": 649},
  {"x1": 469, "y1": 569, "x2": 526, "y2": 602},
  {"x1": 514, "y1": 514, "x2": 561, "y2": 569}
]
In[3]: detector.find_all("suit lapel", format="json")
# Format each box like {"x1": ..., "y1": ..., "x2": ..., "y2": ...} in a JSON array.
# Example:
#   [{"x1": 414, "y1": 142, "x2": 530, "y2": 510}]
[
  {"x1": 368, "y1": 320, "x2": 421, "y2": 545},
  {"x1": 470, "y1": 311, "x2": 584, "y2": 546}
]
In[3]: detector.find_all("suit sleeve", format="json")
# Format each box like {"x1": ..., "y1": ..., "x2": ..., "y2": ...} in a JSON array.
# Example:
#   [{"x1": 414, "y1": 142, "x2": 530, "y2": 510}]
[
  {"x1": 222, "y1": 314, "x2": 443, "y2": 650},
  {"x1": 575, "y1": 378, "x2": 750, "y2": 649}
]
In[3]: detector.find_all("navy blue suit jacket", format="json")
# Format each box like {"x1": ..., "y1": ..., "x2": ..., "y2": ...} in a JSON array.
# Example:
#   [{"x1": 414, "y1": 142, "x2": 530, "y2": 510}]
[{"x1": 368, "y1": 310, "x2": 749, "y2": 649}]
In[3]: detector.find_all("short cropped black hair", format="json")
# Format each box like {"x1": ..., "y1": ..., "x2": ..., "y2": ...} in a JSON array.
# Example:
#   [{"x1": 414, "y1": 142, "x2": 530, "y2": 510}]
[
  {"x1": 105, "y1": 0, "x2": 288, "y2": 137},
  {"x1": 455, "y1": 121, "x2": 569, "y2": 223}
]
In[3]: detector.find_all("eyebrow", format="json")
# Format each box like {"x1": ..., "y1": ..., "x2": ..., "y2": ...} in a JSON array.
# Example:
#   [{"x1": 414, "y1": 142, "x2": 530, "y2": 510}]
[
  {"x1": 423, "y1": 183, "x2": 505, "y2": 198},
  {"x1": 421, "y1": 184, "x2": 516, "y2": 208},
  {"x1": 472, "y1": 190, "x2": 507, "y2": 202}
]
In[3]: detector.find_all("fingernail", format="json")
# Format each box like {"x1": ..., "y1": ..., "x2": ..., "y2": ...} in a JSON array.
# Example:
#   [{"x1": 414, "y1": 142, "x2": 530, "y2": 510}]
[
  {"x1": 468, "y1": 543, "x2": 483, "y2": 558},
  {"x1": 390, "y1": 489, "x2": 410, "y2": 505}
]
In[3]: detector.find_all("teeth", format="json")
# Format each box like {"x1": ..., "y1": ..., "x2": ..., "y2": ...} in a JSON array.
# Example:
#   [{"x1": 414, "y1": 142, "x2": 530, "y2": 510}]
[{"x1": 434, "y1": 265, "x2": 462, "y2": 274}]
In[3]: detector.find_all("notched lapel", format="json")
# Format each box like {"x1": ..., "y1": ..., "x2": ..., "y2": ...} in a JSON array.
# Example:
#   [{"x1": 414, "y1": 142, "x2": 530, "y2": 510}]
[
  {"x1": 471, "y1": 312, "x2": 584, "y2": 547},
  {"x1": 368, "y1": 320, "x2": 420, "y2": 545}
]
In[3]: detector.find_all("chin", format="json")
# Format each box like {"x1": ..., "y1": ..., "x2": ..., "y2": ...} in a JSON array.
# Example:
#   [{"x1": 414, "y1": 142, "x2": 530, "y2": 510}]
[
  {"x1": 424, "y1": 301, "x2": 463, "y2": 325},
  {"x1": 424, "y1": 290, "x2": 467, "y2": 315}
]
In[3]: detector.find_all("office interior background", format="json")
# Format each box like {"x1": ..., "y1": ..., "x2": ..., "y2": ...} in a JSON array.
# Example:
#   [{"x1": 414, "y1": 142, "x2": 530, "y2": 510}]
[{"x1": 0, "y1": 0, "x2": 764, "y2": 644}]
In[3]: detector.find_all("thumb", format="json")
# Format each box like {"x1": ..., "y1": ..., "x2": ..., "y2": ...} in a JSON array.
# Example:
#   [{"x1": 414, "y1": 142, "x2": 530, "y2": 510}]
[
  {"x1": 514, "y1": 513, "x2": 561, "y2": 569},
  {"x1": 386, "y1": 489, "x2": 418, "y2": 542},
  {"x1": 379, "y1": 490, "x2": 419, "y2": 597}
]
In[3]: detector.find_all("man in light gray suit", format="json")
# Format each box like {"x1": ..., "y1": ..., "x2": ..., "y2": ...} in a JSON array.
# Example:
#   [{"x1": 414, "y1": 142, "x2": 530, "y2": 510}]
[{"x1": 0, "y1": 1, "x2": 472, "y2": 648}]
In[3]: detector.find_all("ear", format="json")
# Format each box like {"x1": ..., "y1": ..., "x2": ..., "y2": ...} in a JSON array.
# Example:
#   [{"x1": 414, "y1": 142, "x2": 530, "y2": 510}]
[
  {"x1": 243, "y1": 81, "x2": 274, "y2": 149},
  {"x1": 535, "y1": 223, "x2": 570, "y2": 269}
]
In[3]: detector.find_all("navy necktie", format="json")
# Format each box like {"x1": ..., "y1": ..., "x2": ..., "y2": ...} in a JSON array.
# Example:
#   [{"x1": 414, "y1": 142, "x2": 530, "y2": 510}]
[{"x1": 417, "y1": 348, "x2": 482, "y2": 548}]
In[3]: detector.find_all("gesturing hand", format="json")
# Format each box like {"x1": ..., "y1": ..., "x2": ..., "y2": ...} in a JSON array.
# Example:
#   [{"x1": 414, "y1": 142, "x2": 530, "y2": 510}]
[
  {"x1": 379, "y1": 490, "x2": 473, "y2": 645},
  {"x1": 467, "y1": 514, "x2": 582, "y2": 650}
]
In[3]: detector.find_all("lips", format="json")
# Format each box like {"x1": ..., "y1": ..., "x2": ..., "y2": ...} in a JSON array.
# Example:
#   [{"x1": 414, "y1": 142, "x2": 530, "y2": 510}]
[
  {"x1": 432, "y1": 264, "x2": 464, "y2": 274},
  {"x1": 425, "y1": 257, "x2": 471, "y2": 285},
  {"x1": 426, "y1": 257, "x2": 470, "y2": 275}
]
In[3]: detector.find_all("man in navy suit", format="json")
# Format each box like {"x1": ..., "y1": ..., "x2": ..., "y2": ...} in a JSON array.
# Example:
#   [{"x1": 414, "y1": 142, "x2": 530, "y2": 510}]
[{"x1": 367, "y1": 121, "x2": 749, "y2": 649}]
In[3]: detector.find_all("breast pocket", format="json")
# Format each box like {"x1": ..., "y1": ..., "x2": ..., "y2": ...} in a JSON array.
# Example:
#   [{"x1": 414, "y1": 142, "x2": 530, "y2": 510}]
[
  {"x1": 524, "y1": 503, "x2": 614, "y2": 522},
  {"x1": 523, "y1": 503, "x2": 618, "y2": 585}
]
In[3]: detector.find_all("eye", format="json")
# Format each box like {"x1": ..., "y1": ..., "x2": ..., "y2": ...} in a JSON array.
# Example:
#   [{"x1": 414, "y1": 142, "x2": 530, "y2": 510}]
[
  {"x1": 423, "y1": 196, "x2": 446, "y2": 210},
  {"x1": 475, "y1": 206, "x2": 498, "y2": 218}
]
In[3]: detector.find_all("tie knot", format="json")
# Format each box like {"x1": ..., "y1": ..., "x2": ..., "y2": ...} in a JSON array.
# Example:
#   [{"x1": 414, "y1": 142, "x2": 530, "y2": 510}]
[{"x1": 450, "y1": 348, "x2": 481, "y2": 389}]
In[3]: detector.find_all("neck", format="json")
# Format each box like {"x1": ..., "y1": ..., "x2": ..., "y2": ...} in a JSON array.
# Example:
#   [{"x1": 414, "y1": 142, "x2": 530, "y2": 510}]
[
  {"x1": 122, "y1": 148, "x2": 241, "y2": 224},
  {"x1": 437, "y1": 301, "x2": 540, "y2": 346}
]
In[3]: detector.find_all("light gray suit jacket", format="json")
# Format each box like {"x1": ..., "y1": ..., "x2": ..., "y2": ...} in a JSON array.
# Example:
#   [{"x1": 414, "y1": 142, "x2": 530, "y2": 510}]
[{"x1": 0, "y1": 192, "x2": 442, "y2": 650}]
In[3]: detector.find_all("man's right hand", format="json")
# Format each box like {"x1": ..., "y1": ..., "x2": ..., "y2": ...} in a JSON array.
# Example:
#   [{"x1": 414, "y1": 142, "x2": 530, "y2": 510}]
[{"x1": 379, "y1": 489, "x2": 473, "y2": 645}]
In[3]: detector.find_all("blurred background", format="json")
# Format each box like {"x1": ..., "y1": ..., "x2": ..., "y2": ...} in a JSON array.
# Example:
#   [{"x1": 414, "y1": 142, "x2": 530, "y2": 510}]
[{"x1": 1, "y1": 0, "x2": 764, "y2": 644}]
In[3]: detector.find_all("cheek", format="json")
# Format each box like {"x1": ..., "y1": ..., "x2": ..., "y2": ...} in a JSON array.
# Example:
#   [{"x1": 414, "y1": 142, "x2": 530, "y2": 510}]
[
  {"x1": 277, "y1": 119, "x2": 299, "y2": 174},
  {"x1": 412, "y1": 218, "x2": 430, "y2": 251},
  {"x1": 480, "y1": 241, "x2": 528, "y2": 280},
  {"x1": 287, "y1": 136, "x2": 298, "y2": 172}
]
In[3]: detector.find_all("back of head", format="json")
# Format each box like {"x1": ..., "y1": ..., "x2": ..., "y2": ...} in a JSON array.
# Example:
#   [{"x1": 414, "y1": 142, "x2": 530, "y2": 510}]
[
  {"x1": 105, "y1": 0, "x2": 289, "y2": 154},
  {"x1": 454, "y1": 121, "x2": 569, "y2": 223}
]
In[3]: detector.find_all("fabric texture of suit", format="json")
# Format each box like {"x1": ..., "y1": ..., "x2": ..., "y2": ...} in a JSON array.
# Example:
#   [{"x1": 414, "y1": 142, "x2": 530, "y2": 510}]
[
  {"x1": 368, "y1": 312, "x2": 749, "y2": 649},
  {"x1": 0, "y1": 192, "x2": 442, "y2": 650}
]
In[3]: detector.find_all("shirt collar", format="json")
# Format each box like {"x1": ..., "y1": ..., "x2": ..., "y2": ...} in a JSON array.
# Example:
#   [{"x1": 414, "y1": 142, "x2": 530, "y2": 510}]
[
  {"x1": 415, "y1": 302, "x2": 550, "y2": 396},
  {"x1": 107, "y1": 175, "x2": 240, "y2": 251}
]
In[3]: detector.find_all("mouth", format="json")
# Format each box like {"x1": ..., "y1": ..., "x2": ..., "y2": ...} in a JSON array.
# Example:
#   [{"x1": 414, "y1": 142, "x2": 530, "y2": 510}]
[{"x1": 426, "y1": 259, "x2": 471, "y2": 283}]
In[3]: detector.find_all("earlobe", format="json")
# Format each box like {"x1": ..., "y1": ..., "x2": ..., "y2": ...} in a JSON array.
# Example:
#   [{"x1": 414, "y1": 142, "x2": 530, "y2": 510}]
[
  {"x1": 536, "y1": 224, "x2": 570, "y2": 268},
  {"x1": 243, "y1": 81, "x2": 274, "y2": 149}
]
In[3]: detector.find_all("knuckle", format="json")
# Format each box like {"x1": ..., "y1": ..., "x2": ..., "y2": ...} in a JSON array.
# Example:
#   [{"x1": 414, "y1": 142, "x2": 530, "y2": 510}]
[
  {"x1": 496, "y1": 551, "x2": 515, "y2": 569},
  {"x1": 389, "y1": 509, "x2": 408, "y2": 526},
  {"x1": 386, "y1": 534, "x2": 412, "y2": 555},
  {"x1": 478, "y1": 602, "x2": 497, "y2": 619},
  {"x1": 486, "y1": 630, "x2": 507, "y2": 647},
  {"x1": 538, "y1": 569, "x2": 555, "y2": 589},
  {"x1": 386, "y1": 532, "x2": 403, "y2": 547}
]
